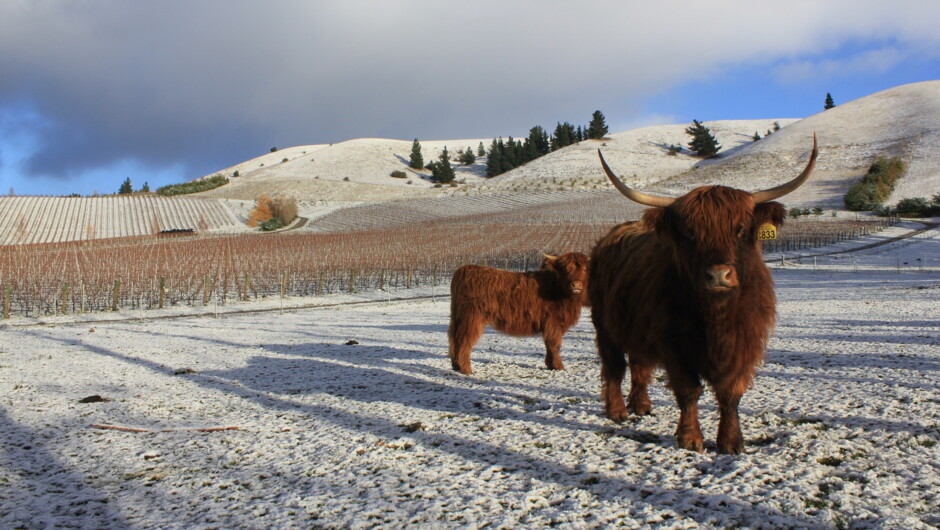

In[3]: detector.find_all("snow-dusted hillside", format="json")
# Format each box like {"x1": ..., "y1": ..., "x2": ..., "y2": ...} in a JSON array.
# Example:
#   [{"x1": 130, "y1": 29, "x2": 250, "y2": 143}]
[{"x1": 199, "y1": 80, "x2": 940, "y2": 210}]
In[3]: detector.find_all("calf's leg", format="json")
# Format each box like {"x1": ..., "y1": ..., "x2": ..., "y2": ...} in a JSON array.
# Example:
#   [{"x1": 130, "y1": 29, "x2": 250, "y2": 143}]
[
  {"x1": 448, "y1": 312, "x2": 485, "y2": 375},
  {"x1": 542, "y1": 328, "x2": 565, "y2": 371}
]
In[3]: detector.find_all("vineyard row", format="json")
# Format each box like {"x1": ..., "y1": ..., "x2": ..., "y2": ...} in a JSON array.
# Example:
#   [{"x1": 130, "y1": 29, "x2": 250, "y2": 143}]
[{"x1": 0, "y1": 217, "x2": 898, "y2": 318}]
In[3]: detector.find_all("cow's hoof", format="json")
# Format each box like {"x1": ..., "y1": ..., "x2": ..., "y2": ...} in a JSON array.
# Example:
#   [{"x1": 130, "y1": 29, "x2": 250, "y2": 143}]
[
  {"x1": 717, "y1": 440, "x2": 743, "y2": 455},
  {"x1": 677, "y1": 435, "x2": 704, "y2": 453},
  {"x1": 627, "y1": 401, "x2": 652, "y2": 416},
  {"x1": 606, "y1": 409, "x2": 630, "y2": 424}
]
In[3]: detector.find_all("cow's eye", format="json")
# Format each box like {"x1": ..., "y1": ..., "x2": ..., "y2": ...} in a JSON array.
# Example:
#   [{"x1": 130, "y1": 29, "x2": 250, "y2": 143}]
[{"x1": 736, "y1": 225, "x2": 746, "y2": 238}]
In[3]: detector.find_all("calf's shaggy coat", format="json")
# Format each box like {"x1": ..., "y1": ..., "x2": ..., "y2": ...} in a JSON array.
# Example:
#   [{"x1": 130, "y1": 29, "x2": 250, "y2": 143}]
[{"x1": 448, "y1": 253, "x2": 589, "y2": 375}]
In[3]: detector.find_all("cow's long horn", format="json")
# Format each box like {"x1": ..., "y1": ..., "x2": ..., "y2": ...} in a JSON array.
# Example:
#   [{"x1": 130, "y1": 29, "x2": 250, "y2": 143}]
[
  {"x1": 598, "y1": 150, "x2": 675, "y2": 207},
  {"x1": 752, "y1": 133, "x2": 818, "y2": 204}
]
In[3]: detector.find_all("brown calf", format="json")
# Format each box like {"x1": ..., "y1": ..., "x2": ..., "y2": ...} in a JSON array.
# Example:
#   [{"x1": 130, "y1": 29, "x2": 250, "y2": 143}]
[{"x1": 448, "y1": 253, "x2": 590, "y2": 375}]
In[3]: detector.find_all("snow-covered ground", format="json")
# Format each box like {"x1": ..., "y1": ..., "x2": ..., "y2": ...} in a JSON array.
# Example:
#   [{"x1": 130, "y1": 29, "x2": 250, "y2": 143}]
[{"x1": 1, "y1": 224, "x2": 938, "y2": 529}]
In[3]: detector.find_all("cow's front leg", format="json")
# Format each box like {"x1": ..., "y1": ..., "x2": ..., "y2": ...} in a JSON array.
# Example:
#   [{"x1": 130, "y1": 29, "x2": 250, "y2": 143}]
[
  {"x1": 543, "y1": 330, "x2": 565, "y2": 371},
  {"x1": 715, "y1": 389, "x2": 744, "y2": 454},
  {"x1": 668, "y1": 369, "x2": 704, "y2": 452}
]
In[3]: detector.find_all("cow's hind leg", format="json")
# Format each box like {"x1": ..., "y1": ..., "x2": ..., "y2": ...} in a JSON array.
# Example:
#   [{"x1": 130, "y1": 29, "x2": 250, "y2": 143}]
[
  {"x1": 596, "y1": 331, "x2": 629, "y2": 423},
  {"x1": 626, "y1": 358, "x2": 654, "y2": 415},
  {"x1": 448, "y1": 313, "x2": 484, "y2": 375}
]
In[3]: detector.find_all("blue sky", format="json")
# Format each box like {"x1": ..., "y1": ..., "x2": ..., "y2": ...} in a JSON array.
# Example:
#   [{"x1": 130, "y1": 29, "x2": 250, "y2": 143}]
[{"x1": 1, "y1": 1, "x2": 938, "y2": 197}]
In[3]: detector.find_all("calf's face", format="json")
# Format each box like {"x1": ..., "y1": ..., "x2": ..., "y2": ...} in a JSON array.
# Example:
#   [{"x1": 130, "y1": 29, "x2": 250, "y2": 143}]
[{"x1": 543, "y1": 252, "x2": 590, "y2": 299}]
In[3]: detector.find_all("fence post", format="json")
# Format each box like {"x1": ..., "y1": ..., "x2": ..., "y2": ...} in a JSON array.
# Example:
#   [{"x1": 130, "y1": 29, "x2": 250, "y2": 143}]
[
  {"x1": 281, "y1": 271, "x2": 287, "y2": 299},
  {"x1": 159, "y1": 277, "x2": 166, "y2": 309},
  {"x1": 203, "y1": 276, "x2": 210, "y2": 306},
  {"x1": 3, "y1": 285, "x2": 10, "y2": 319},
  {"x1": 61, "y1": 284, "x2": 70, "y2": 315},
  {"x1": 112, "y1": 280, "x2": 120, "y2": 311},
  {"x1": 244, "y1": 273, "x2": 250, "y2": 301},
  {"x1": 379, "y1": 269, "x2": 385, "y2": 291},
  {"x1": 433, "y1": 264, "x2": 439, "y2": 287},
  {"x1": 317, "y1": 271, "x2": 324, "y2": 296},
  {"x1": 348, "y1": 270, "x2": 356, "y2": 293},
  {"x1": 407, "y1": 267, "x2": 412, "y2": 289}
]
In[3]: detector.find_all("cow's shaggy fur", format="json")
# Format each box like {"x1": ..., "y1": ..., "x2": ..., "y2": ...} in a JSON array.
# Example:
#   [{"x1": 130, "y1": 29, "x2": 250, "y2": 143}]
[
  {"x1": 448, "y1": 252, "x2": 589, "y2": 375},
  {"x1": 589, "y1": 187, "x2": 788, "y2": 454}
]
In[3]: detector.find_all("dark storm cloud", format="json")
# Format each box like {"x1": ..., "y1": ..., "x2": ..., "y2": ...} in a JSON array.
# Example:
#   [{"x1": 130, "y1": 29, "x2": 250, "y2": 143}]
[{"x1": 1, "y1": 0, "x2": 938, "y2": 184}]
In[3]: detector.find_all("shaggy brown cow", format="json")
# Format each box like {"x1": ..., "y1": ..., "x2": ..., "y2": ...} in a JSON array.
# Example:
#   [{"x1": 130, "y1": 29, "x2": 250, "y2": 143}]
[
  {"x1": 448, "y1": 252, "x2": 590, "y2": 375},
  {"x1": 589, "y1": 135, "x2": 818, "y2": 454}
]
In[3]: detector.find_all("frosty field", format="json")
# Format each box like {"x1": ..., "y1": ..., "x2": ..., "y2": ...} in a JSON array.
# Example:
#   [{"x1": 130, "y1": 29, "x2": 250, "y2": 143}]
[{"x1": 1, "y1": 226, "x2": 938, "y2": 529}]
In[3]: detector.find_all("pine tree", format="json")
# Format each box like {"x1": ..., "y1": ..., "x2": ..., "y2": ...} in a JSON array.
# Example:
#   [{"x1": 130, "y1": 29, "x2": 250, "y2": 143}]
[
  {"x1": 477, "y1": 142, "x2": 486, "y2": 156},
  {"x1": 140, "y1": 181, "x2": 150, "y2": 192},
  {"x1": 486, "y1": 139, "x2": 502, "y2": 177},
  {"x1": 824, "y1": 93, "x2": 835, "y2": 110},
  {"x1": 527, "y1": 126, "x2": 550, "y2": 157},
  {"x1": 458, "y1": 146, "x2": 476, "y2": 165},
  {"x1": 587, "y1": 110, "x2": 609, "y2": 139},
  {"x1": 551, "y1": 122, "x2": 577, "y2": 150},
  {"x1": 685, "y1": 120, "x2": 721, "y2": 157},
  {"x1": 119, "y1": 177, "x2": 133, "y2": 194},
  {"x1": 752, "y1": 131, "x2": 761, "y2": 142},
  {"x1": 409, "y1": 139, "x2": 424, "y2": 169},
  {"x1": 431, "y1": 147, "x2": 455, "y2": 183}
]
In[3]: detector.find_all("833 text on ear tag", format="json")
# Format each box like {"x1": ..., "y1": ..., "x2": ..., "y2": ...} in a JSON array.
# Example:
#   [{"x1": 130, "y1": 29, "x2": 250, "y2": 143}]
[{"x1": 758, "y1": 223, "x2": 777, "y2": 241}]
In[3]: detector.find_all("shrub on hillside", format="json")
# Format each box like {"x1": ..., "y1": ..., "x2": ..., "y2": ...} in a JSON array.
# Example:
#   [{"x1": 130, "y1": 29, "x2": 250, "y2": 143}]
[
  {"x1": 389, "y1": 170, "x2": 407, "y2": 179},
  {"x1": 844, "y1": 156, "x2": 906, "y2": 212},
  {"x1": 247, "y1": 194, "x2": 297, "y2": 229},
  {"x1": 157, "y1": 175, "x2": 229, "y2": 196},
  {"x1": 893, "y1": 195, "x2": 940, "y2": 217}
]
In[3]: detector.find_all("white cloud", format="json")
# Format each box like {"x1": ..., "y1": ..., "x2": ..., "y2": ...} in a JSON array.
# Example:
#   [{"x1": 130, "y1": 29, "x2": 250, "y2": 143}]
[{"x1": 1, "y1": 0, "x2": 939, "y2": 189}]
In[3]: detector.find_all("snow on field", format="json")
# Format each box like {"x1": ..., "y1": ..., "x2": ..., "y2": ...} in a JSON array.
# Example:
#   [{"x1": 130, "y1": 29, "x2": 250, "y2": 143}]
[{"x1": 1, "y1": 226, "x2": 938, "y2": 528}]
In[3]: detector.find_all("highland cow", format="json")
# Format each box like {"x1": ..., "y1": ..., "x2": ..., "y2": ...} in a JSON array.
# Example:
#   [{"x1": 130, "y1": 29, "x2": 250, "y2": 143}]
[{"x1": 589, "y1": 135, "x2": 818, "y2": 454}]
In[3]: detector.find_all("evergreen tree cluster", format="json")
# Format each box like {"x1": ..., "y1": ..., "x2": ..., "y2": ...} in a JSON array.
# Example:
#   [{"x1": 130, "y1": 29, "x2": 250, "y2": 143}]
[{"x1": 485, "y1": 110, "x2": 608, "y2": 178}]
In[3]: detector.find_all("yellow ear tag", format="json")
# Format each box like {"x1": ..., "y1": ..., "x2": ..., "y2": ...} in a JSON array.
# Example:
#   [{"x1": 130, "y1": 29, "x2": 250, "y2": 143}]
[{"x1": 758, "y1": 223, "x2": 777, "y2": 241}]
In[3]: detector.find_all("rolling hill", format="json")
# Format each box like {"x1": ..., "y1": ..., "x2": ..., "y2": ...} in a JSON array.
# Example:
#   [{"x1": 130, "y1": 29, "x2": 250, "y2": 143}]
[{"x1": 1, "y1": 80, "x2": 937, "y2": 245}]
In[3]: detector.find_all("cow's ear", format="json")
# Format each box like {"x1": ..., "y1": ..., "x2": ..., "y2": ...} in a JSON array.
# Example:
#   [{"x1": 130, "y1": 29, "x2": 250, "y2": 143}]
[
  {"x1": 641, "y1": 207, "x2": 667, "y2": 232},
  {"x1": 754, "y1": 201, "x2": 787, "y2": 228}
]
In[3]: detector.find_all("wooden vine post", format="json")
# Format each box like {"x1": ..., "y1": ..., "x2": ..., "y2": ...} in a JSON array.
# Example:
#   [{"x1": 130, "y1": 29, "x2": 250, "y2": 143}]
[
  {"x1": 112, "y1": 280, "x2": 120, "y2": 311},
  {"x1": 243, "y1": 273, "x2": 250, "y2": 301},
  {"x1": 61, "y1": 284, "x2": 70, "y2": 315},
  {"x1": 3, "y1": 285, "x2": 10, "y2": 319},
  {"x1": 203, "y1": 276, "x2": 210, "y2": 306},
  {"x1": 159, "y1": 278, "x2": 166, "y2": 309},
  {"x1": 281, "y1": 271, "x2": 287, "y2": 299}
]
